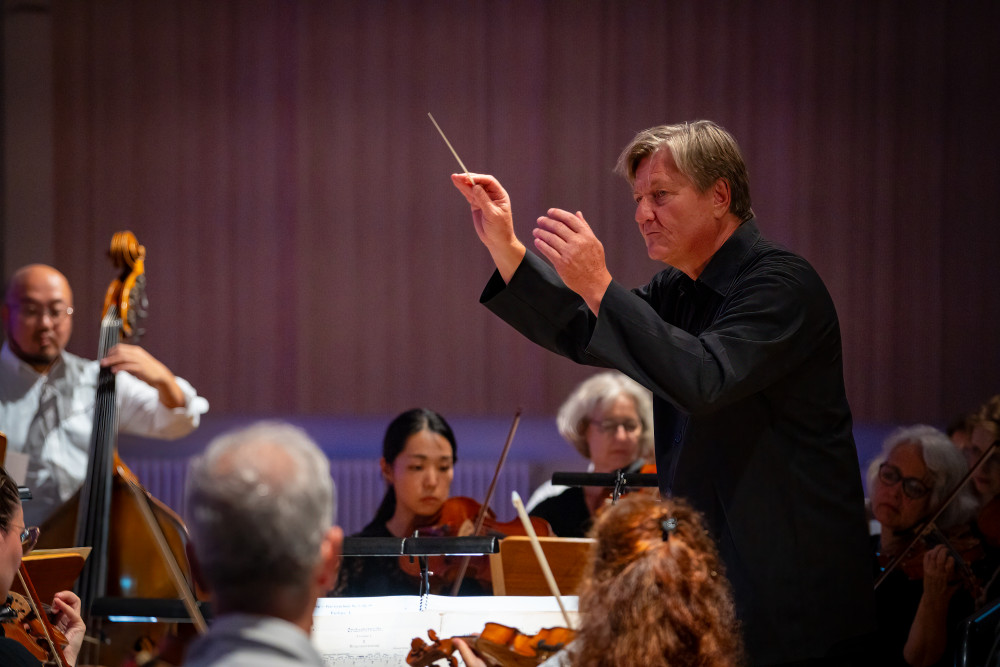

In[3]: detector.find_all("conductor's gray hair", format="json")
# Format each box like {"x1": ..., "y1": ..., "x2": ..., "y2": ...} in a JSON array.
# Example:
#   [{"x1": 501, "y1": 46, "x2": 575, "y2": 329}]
[
  {"x1": 185, "y1": 421, "x2": 335, "y2": 603},
  {"x1": 557, "y1": 371, "x2": 654, "y2": 461},
  {"x1": 615, "y1": 120, "x2": 754, "y2": 223},
  {"x1": 866, "y1": 424, "x2": 978, "y2": 529}
]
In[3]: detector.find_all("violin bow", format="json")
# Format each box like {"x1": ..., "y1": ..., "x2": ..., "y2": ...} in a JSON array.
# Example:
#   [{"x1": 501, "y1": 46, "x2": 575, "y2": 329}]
[
  {"x1": 447, "y1": 408, "x2": 522, "y2": 596},
  {"x1": 15, "y1": 566, "x2": 69, "y2": 667},
  {"x1": 511, "y1": 491, "x2": 574, "y2": 629},
  {"x1": 874, "y1": 438, "x2": 999, "y2": 590}
]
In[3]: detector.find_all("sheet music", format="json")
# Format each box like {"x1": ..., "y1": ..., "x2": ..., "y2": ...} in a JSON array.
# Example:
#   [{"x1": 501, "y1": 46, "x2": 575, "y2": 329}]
[{"x1": 312, "y1": 595, "x2": 579, "y2": 667}]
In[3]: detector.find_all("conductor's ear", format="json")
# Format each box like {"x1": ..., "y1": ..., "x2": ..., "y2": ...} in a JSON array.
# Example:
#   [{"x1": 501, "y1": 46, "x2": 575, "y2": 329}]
[{"x1": 711, "y1": 178, "x2": 731, "y2": 217}]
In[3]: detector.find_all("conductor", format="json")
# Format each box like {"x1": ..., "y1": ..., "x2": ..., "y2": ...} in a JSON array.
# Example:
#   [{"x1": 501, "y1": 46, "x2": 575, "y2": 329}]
[{"x1": 450, "y1": 120, "x2": 875, "y2": 666}]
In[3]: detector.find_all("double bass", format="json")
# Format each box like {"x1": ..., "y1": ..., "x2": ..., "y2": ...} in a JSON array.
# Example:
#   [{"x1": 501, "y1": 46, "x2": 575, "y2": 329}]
[{"x1": 38, "y1": 231, "x2": 205, "y2": 665}]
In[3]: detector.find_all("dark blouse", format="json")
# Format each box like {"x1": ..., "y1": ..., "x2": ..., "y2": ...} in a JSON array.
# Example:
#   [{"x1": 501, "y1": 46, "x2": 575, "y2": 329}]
[
  {"x1": 871, "y1": 534, "x2": 976, "y2": 667},
  {"x1": 0, "y1": 635, "x2": 42, "y2": 667},
  {"x1": 529, "y1": 487, "x2": 592, "y2": 539}
]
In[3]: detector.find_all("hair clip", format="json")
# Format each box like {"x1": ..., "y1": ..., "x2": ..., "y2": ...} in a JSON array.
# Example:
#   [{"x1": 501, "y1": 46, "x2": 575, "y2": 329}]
[{"x1": 661, "y1": 517, "x2": 677, "y2": 540}]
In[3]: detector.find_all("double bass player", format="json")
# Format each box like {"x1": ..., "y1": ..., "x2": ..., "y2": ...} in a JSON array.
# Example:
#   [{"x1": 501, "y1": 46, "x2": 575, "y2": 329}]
[{"x1": 0, "y1": 264, "x2": 209, "y2": 526}]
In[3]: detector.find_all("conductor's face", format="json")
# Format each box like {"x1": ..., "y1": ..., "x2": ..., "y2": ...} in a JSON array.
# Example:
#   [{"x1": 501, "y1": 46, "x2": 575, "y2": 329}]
[
  {"x1": 632, "y1": 150, "x2": 725, "y2": 279},
  {"x1": 2, "y1": 265, "x2": 74, "y2": 372}
]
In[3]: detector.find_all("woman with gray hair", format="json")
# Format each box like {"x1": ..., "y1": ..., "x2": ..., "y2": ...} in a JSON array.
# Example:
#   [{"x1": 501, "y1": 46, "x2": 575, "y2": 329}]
[
  {"x1": 527, "y1": 371, "x2": 654, "y2": 537},
  {"x1": 183, "y1": 421, "x2": 342, "y2": 667},
  {"x1": 867, "y1": 424, "x2": 981, "y2": 667}
]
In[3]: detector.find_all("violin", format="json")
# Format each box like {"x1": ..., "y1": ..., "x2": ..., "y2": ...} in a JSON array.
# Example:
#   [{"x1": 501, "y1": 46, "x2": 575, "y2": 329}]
[
  {"x1": 398, "y1": 496, "x2": 554, "y2": 594},
  {"x1": 407, "y1": 622, "x2": 574, "y2": 667},
  {"x1": 877, "y1": 522, "x2": 986, "y2": 597},
  {"x1": 1, "y1": 593, "x2": 67, "y2": 665},
  {"x1": 1, "y1": 566, "x2": 70, "y2": 667}
]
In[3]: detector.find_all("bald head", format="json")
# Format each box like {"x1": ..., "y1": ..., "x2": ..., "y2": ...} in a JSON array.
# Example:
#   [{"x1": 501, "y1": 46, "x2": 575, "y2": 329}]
[{"x1": 2, "y1": 264, "x2": 74, "y2": 372}]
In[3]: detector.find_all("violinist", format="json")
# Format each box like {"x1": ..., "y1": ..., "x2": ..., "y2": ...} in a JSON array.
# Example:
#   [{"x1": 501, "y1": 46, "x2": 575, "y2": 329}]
[
  {"x1": 960, "y1": 397, "x2": 1000, "y2": 536},
  {"x1": 868, "y1": 425, "x2": 980, "y2": 667},
  {"x1": 960, "y1": 396, "x2": 1000, "y2": 603},
  {"x1": 335, "y1": 408, "x2": 486, "y2": 596},
  {"x1": 453, "y1": 495, "x2": 744, "y2": 667},
  {"x1": 0, "y1": 264, "x2": 210, "y2": 526},
  {"x1": 0, "y1": 466, "x2": 85, "y2": 666},
  {"x1": 525, "y1": 371, "x2": 653, "y2": 537}
]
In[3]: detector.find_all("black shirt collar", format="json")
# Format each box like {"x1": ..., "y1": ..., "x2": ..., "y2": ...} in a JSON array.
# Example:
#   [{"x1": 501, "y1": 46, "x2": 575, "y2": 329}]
[{"x1": 695, "y1": 218, "x2": 760, "y2": 297}]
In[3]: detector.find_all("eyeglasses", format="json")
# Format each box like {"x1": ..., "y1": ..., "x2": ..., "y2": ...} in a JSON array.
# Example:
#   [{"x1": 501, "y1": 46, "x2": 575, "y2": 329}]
[
  {"x1": 594, "y1": 419, "x2": 642, "y2": 436},
  {"x1": 13, "y1": 301, "x2": 73, "y2": 323},
  {"x1": 11, "y1": 524, "x2": 41, "y2": 555},
  {"x1": 878, "y1": 463, "x2": 932, "y2": 500}
]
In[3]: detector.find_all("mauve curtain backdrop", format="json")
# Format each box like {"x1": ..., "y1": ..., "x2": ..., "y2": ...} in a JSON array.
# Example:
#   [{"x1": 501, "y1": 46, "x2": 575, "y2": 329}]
[{"x1": 4, "y1": 0, "x2": 998, "y2": 425}]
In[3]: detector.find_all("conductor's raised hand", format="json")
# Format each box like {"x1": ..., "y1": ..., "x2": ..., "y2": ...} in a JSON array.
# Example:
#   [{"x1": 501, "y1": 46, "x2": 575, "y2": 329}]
[
  {"x1": 451, "y1": 173, "x2": 526, "y2": 282},
  {"x1": 534, "y1": 208, "x2": 613, "y2": 314}
]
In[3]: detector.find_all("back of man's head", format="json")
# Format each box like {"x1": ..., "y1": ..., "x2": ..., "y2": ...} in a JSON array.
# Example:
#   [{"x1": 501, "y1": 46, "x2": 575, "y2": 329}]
[{"x1": 184, "y1": 421, "x2": 337, "y2": 617}]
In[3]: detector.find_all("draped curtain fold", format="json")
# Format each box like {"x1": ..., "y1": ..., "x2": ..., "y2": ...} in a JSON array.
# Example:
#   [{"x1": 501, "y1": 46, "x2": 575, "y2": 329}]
[{"x1": 27, "y1": 0, "x2": 999, "y2": 424}]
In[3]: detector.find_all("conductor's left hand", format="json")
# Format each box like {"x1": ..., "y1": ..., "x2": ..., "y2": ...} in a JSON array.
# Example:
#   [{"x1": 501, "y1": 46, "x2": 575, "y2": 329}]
[{"x1": 534, "y1": 208, "x2": 613, "y2": 314}]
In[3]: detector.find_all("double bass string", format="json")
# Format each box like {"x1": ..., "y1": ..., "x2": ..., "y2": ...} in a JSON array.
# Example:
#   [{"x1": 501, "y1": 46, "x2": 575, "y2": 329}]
[{"x1": 427, "y1": 113, "x2": 474, "y2": 186}]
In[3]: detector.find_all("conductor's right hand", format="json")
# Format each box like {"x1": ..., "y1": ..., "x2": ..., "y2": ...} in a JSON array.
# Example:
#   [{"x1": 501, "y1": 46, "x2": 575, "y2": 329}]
[{"x1": 451, "y1": 173, "x2": 526, "y2": 282}]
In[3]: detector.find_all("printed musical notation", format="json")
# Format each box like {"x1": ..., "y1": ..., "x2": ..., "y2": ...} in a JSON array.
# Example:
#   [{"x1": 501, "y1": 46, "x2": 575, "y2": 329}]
[
  {"x1": 311, "y1": 595, "x2": 579, "y2": 667},
  {"x1": 322, "y1": 650, "x2": 402, "y2": 666}
]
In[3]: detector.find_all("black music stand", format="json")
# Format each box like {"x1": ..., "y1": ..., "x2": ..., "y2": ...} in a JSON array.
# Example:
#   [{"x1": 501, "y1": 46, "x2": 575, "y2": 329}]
[
  {"x1": 550, "y1": 470, "x2": 659, "y2": 502},
  {"x1": 342, "y1": 536, "x2": 500, "y2": 598}
]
